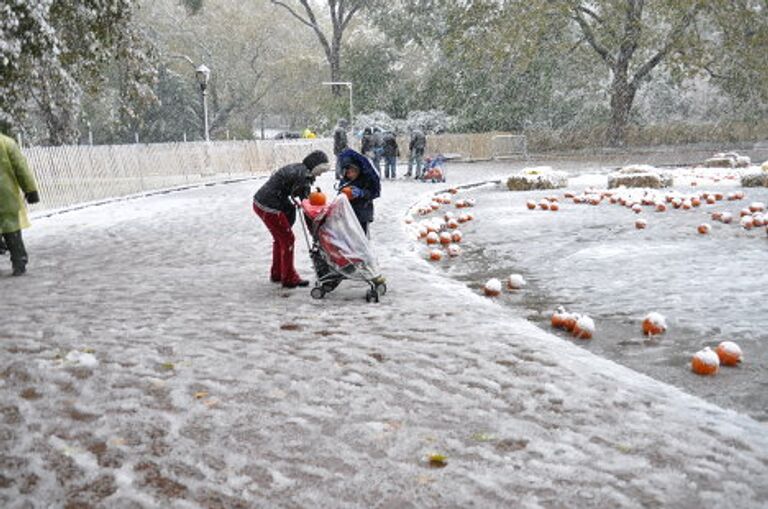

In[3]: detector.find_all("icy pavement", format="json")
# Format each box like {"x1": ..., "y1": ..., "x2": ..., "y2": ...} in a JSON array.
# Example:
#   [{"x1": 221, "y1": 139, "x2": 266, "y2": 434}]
[{"x1": 2, "y1": 154, "x2": 768, "y2": 508}]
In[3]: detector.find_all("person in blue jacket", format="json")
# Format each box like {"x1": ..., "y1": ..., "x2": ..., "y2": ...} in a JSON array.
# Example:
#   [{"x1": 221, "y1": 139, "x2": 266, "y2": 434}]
[{"x1": 336, "y1": 148, "x2": 381, "y2": 236}]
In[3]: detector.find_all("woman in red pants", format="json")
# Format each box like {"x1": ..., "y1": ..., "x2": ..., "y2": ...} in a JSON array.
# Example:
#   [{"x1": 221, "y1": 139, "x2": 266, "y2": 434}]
[{"x1": 253, "y1": 150, "x2": 329, "y2": 288}]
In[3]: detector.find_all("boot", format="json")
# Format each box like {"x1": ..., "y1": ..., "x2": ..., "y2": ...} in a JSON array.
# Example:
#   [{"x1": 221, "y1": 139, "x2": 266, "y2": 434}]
[
  {"x1": 3, "y1": 231, "x2": 28, "y2": 276},
  {"x1": 0, "y1": 236, "x2": 6, "y2": 255}
]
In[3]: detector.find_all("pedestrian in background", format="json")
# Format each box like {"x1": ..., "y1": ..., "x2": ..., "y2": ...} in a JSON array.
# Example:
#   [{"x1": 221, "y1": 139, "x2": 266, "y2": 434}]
[
  {"x1": 0, "y1": 132, "x2": 40, "y2": 276},
  {"x1": 382, "y1": 131, "x2": 399, "y2": 179},
  {"x1": 406, "y1": 128, "x2": 426, "y2": 178},
  {"x1": 371, "y1": 127, "x2": 384, "y2": 175},
  {"x1": 360, "y1": 127, "x2": 373, "y2": 157},
  {"x1": 333, "y1": 118, "x2": 349, "y2": 179}
]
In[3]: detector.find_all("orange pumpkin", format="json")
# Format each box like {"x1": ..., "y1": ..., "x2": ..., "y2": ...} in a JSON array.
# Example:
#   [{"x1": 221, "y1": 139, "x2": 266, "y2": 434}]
[
  {"x1": 426, "y1": 232, "x2": 440, "y2": 245},
  {"x1": 572, "y1": 315, "x2": 594, "y2": 340},
  {"x1": 526, "y1": 200, "x2": 536, "y2": 210},
  {"x1": 451, "y1": 231, "x2": 463, "y2": 243},
  {"x1": 715, "y1": 341, "x2": 742, "y2": 366},
  {"x1": 697, "y1": 223, "x2": 711, "y2": 234},
  {"x1": 483, "y1": 278, "x2": 502, "y2": 297},
  {"x1": 691, "y1": 347, "x2": 719, "y2": 375},
  {"x1": 642, "y1": 312, "x2": 666, "y2": 336},
  {"x1": 428, "y1": 249, "x2": 443, "y2": 261},
  {"x1": 309, "y1": 189, "x2": 327, "y2": 206},
  {"x1": 561, "y1": 314, "x2": 577, "y2": 333},
  {"x1": 549, "y1": 202, "x2": 560, "y2": 211},
  {"x1": 635, "y1": 219, "x2": 647, "y2": 229},
  {"x1": 551, "y1": 307, "x2": 566, "y2": 329}
]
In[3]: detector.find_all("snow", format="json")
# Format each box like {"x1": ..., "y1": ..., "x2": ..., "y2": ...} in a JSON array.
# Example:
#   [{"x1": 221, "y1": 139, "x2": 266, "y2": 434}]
[
  {"x1": 694, "y1": 347, "x2": 721, "y2": 368},
  {"x1": 64, "y1": 350, "x2": 99, "y2": 368},
  {"x1": 1, "y1": 157, "x2": 767, "y2": 507},
  {"x1": 506, "y1": 274, "x2": 526, "y2": 290}
]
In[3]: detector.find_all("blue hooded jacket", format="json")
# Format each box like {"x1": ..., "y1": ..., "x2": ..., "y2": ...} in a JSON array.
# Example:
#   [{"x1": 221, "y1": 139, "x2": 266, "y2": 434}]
[{"x1": 337, "y1": 148, "x2": 381, "y2": 224}]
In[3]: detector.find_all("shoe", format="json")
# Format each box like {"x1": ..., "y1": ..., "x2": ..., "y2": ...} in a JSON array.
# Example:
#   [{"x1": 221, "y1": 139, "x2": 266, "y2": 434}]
[
  {"x1": 12, "y1": 266, "x2": 26, "y2": 276},
  {"x1": 270, "y1": 276, "x2": 281, "y2": 283},
  {"x1": 282, "y1": 279, "x2": 309, "y2": 288}
]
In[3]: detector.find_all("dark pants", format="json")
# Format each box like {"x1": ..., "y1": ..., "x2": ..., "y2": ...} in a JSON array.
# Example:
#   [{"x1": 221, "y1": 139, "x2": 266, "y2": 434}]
[
  {"x1": 2, "y1": 230, "x2": 28, "y2": 275},
  {"x1": 383, "y1": 156, "x2": 397, "y2": 179}
]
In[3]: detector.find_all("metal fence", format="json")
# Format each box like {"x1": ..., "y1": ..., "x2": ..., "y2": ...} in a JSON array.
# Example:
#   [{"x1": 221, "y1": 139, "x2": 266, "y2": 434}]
[{"x1": 24, "y1": 132, "x2": 516, "y2": 213}]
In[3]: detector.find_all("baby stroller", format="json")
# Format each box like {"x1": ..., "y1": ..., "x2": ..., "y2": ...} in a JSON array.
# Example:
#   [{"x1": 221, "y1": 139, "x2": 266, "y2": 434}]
[
  {"x1": 296, "y1": 194, "x2": 387, "y2": 302},
  {"x1": 419, "y1": 155, "x2": 447, "y2": 183}
]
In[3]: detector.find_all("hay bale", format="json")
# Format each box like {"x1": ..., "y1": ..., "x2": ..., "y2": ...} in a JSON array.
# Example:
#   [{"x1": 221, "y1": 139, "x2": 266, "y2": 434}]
[
  {"x1": 741, "y1": 169, "x2": 768, "y2": 187},
  {"x1": 505, "y1": 166, "x2": 567, "y2": 191},
  {"x1": 701, "y1": 152, "x2": 750, "y2": 168},
  {"x1": 702, "y1": 157, "x2": 735, "y2": 168},
  {"x1": 607, "y1": 165, "x2": 673, "y2": 189}
]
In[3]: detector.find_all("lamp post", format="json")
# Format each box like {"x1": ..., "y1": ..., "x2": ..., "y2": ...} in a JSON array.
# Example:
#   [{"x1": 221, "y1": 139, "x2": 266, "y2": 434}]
[
  {"x1": 196, "y1": 64, "x2": 211, "y2": 142},
  {"x1": 322, "y1": 81, "x2": 353, "y2": 127}
]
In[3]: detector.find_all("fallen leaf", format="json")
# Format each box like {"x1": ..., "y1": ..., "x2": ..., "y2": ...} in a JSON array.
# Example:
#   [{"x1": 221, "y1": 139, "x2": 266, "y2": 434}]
[
  {"x1": 194, "y1": 391, "x2": 209, "y2": 400},
  {"x1": 427, "y1": 453, "x2": 448, "y2": 468}
]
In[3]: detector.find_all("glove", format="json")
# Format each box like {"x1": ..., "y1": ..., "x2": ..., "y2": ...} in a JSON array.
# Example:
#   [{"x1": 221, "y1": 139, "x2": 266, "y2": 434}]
[
  {"x1": 350, "y1": 186, "x2": 364, "y2": 199},
  {"x1": 25, "y1": 191, "x2": 40, "y2": 204}
]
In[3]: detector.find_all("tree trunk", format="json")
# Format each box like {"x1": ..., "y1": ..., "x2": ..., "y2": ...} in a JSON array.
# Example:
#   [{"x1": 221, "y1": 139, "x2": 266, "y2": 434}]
[
  {"x1": 329, "y1": 32, "x2": 342, "y2": 96},
  {"x1": 607, "y1": 68, "x2": 636, "y2": 147}
]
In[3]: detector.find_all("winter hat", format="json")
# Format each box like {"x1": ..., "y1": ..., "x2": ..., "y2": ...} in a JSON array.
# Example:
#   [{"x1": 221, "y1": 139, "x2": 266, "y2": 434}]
[{"x1": 303, "y1": 150, "x2": 329, "y2": 171}]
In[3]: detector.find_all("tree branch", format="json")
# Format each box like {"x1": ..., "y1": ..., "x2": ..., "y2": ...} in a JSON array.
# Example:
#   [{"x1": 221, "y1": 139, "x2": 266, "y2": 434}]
[
  {"x1": 270, "y1": 0, "x2": 314, "y2": 29},
  {"x1": 631, "y1": 2, "x2": 702, "y2": 86},
  {"x1": 571, "y1": 7, "x2": 615, "y2": 67}
]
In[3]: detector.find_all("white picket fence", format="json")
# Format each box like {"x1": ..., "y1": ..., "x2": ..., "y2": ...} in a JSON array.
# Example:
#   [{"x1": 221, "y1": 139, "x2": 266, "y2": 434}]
[
  {"x1": 23, "y1": 132, "x2": 519, "y2": 213},
  {"x1": 25, "y1": 138, "x2": 332, "y2": 212}
]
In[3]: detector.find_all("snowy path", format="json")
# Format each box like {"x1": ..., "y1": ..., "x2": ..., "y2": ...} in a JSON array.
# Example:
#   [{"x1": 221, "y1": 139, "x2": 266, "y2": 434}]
[{"x1": 2, "y1": 157, "x2": 767, "y2": 508}]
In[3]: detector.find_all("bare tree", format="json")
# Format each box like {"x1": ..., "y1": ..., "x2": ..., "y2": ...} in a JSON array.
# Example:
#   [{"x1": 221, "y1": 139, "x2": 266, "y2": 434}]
[{"x1": 270, "y1": 0, "x2": 364, "y2": 95}]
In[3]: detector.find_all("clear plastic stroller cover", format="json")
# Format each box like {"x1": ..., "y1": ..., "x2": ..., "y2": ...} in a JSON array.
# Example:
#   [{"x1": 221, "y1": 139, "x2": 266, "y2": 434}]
[{"x1": 313, "y1": 195, "x2": 381, "y2": 280}]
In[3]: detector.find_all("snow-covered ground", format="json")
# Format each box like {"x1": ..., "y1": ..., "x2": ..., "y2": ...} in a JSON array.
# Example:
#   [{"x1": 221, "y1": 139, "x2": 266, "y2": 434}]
[{"x1": 1, "y1": 153, "x2": 767, "y2": 508}]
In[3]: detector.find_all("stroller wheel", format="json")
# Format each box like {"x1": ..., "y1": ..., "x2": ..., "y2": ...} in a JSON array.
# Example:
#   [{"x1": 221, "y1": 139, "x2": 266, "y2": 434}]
[
  {"x1": 365, "y1": 288, "x2": 379, "y2": 303},
  {"x1": 310, "y1": 287, "x2": 325, "y2": 299}
]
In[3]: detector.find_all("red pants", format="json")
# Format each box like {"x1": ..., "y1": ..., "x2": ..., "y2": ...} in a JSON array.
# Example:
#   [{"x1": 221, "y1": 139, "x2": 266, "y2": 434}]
[{"x1": 253, "y1": 204, "x2": 302, "y2": 285}]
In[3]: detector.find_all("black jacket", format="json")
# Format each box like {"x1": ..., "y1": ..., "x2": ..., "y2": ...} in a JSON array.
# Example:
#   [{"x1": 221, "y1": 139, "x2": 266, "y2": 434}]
[
  {"x1": 254, "y1": 163, "x2": 314, "y2": 224},
  {"x1": 333, "y1": 127, "x2": 348, "y2": 156},
  {"x1": 382, "y1": 133, "x2": 399, "y2": 158}
]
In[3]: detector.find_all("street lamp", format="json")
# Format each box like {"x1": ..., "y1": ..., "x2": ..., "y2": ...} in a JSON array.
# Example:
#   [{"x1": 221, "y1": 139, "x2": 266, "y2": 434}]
[
  {"x1": 196, "y1": 64, "x2": 211, "y2": 142},
  {"x1": 322, "y1": 81, "x2": 353, "y2": 128}
]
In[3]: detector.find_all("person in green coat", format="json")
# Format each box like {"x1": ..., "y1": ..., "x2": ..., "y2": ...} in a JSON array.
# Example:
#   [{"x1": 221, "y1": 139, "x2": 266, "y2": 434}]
[{"x1": 0, "y1": 133, "x2": 39, "y2": 276}]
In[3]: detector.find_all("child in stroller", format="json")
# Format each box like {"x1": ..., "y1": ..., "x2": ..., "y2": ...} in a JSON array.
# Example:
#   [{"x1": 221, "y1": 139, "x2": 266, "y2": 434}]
[
  {"x1": 297, "y1": 193, "x2": 387, "y2": 302},
  {"x1": 419, "y1": 155, "x2": 446, "y2": 183}
]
